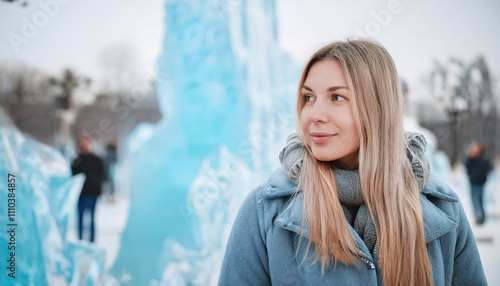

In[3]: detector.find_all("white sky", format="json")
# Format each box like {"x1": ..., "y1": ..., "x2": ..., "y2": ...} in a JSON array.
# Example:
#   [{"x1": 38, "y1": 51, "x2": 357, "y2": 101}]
[
  {"x1": 0, "y1": 0, "x2": 499, "y2": 95},
  {"x1": 276, "y1": 0, "x2": 500, "y2": 97},
  {"x1": 0, "y1": 0, "x2": 164, "y2": 82}
]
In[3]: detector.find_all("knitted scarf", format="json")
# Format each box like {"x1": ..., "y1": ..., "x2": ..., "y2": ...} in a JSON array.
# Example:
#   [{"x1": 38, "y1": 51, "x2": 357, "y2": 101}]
[{"x1": 278, "y1": 132, "x2": 430, "y2": 252}]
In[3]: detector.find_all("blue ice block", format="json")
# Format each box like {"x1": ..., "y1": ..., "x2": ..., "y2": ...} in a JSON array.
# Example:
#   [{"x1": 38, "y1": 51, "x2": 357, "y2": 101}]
[
  {"x1": 111, "y1": 0, "x2": 299, "y2": 284},
  {"x1": 0, "y1": 108, "x2": 105, "y2": 286}
]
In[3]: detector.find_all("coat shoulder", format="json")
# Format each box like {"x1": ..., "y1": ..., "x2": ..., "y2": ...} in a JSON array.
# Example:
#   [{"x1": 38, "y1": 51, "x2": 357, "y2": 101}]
[
  {"x1": 245, "y1": 168, "x2": 297, "y2": 236},
  {"x1": 260, "y1": 167, "x2": 298, "y2": 199},
  {"x1": 421, "y1": 174, "x2": 459, "y2": 203}
]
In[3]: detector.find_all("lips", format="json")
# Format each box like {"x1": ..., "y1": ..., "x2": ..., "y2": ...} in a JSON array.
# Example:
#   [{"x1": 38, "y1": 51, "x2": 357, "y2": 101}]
[{"x1": 310, "y1": 132, "x2": 336, "y2": 144}]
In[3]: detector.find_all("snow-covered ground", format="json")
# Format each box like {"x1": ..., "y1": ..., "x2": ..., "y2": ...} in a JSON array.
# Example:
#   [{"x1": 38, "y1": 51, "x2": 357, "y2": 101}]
[
  {"x1": 94, "y1": 165, "x2": 500, "y2": 285},
  {"x1": 95, "y1": 197, "x2": 130, "y2": 271}
]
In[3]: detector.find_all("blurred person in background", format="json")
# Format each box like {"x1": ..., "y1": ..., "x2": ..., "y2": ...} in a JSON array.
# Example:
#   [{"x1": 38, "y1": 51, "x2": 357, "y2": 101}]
[
  {"x1": 71, "y1": 134, "x2": 106, "y2": 242},
  {"x1": 465, "y1": 141, "x2": 493, "y2": 225}
]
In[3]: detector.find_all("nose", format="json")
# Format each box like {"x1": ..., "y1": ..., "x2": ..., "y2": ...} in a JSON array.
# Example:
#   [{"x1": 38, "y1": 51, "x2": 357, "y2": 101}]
[{"x1": 308, "y1": 100, "x2": 329, "y2": 123}]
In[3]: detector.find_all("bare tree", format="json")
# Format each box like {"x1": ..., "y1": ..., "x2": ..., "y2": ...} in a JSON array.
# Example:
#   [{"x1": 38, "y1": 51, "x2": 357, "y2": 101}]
[
  {"x1": 49, "y1": 69, "x2": 91, "y2": 110},
  {"x1": 425, "y1": 55, "x2": 497, "y2": 165},
  {"x1": 0, "y1": 63, "x2": 59, "y2": 144},
  {"x1": 71, "y1": 86, "x2": 162, "y2": 148}
]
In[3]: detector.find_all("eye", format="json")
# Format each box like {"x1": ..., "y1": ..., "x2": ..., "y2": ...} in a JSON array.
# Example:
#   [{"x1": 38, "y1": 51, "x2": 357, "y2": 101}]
[
  {"x1": 304, "y1": 94, "x2": 315, "y2": 102},
  {"x1": 332, "y1": 94, "x2": 346, "y2": 102}
]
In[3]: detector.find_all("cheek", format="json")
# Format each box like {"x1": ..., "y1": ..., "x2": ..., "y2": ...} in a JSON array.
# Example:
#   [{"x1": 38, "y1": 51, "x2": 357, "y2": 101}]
[
  {"x1": 337, "y1": 112, "x2": 359, "y2": 144},
  {"x1": 347, "y1": 120, "x2": 360, "y2": 145},
  {"x1": 343, "y1": 109, "x2": 357, "y2": 132}
]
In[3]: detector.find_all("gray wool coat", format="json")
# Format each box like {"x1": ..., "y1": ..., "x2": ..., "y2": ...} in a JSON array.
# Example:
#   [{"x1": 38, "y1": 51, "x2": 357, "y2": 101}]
[{"x1": 218, "y1": 167, "x2": 487, "y2": 285}]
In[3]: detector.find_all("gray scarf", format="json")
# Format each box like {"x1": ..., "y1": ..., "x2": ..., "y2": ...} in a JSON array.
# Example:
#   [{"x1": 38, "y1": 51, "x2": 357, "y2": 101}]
[{"x1": 278, "y1": 132, "x2": 430, "y2": 252}]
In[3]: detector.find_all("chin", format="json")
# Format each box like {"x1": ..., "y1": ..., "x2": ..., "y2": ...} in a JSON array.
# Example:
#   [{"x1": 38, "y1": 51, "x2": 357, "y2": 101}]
[{"x1": 311, "y1": 149, "x2": 337, "y2": 162}]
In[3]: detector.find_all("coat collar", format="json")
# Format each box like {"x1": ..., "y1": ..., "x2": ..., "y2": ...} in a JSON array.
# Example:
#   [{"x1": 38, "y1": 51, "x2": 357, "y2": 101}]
[{"x1": 266, "y1": 168, "x2": 459, "y2": 246}]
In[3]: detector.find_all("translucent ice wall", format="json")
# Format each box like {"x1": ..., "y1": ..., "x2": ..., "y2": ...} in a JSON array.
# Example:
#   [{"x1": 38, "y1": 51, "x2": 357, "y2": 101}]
[
  {"x1": 111, "y1": 0, "x2": 299, "y2": 284},
  {"x1": 0, "y1": 107, "x2": 106, "y2": 286}
]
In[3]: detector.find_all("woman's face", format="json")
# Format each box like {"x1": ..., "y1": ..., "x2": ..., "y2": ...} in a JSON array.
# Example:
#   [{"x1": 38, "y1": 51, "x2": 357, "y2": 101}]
[{"x1": 299, "y1": 59, "x2": 360, "y2": 168}]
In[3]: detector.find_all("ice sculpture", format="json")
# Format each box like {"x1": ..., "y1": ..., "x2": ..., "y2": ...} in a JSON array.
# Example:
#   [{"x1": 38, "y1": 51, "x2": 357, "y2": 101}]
[
  {"x1": 0, "y1": 107, "x2": 105, "y2": 286},
  {"x1": 111, "y1": 0, "x2": 299, "y2": 284}
]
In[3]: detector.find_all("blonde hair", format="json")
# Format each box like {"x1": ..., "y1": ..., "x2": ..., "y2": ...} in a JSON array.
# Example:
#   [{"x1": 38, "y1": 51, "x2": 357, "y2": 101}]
[{"x1": 296, "y1": 40, "x2": 433, "y2": 285}]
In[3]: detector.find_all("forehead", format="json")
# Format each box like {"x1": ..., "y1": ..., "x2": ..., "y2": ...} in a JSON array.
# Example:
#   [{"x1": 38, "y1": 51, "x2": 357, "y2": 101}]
[
  {"x1": 472, "y1": 143, "x2": 482, "y2": 149},
  {"x1": 304, "y1": 59, "x2": 347, "y2": 87},
  {"x1": 79, "y1": 136, "x2": 91, "y2": 143}
]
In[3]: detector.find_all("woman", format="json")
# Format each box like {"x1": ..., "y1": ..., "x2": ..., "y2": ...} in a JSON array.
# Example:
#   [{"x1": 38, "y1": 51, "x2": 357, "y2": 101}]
[{"x1": 218, "y1": 40, "x2": 486, "y2": 285}]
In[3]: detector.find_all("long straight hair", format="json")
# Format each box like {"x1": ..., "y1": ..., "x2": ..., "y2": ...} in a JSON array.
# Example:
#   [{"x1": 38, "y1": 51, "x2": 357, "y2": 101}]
[{"x1": 295, "y1": 40, "x2": 433, "y2": 285}]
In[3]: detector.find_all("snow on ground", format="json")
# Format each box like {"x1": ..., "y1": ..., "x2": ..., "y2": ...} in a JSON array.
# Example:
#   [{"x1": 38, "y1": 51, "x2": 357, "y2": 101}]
[{"x1": 94, "y1": 196, "x2": 130, "y2": 271}]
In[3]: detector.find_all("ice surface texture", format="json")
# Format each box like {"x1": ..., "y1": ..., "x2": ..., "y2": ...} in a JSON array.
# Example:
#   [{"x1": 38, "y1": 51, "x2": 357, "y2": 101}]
[{"x1": 0, "y1": 107, "x2": 105, "y2": 286}]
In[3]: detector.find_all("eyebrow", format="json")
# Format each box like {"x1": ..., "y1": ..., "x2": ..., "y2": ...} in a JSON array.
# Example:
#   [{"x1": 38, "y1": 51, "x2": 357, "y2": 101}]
[{"x1": 302, "y1": 85, "x2": 349, "y2": 92}]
